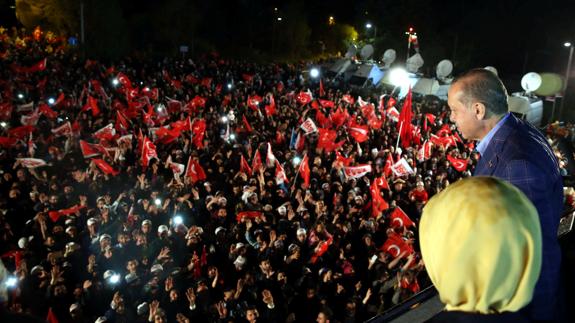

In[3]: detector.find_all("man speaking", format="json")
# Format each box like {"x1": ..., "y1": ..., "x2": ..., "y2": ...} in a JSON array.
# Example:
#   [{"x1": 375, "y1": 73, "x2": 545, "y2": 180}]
[{"x1": 447, "y1": 68, "x2": 563, "y2": 322}]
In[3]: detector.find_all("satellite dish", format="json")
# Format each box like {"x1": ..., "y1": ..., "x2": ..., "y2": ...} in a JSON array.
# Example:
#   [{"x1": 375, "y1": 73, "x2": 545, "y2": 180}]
[
  {"x1": 360, "y1": 45, "x2": 374, "y2": 60},
  {"x1": 345, "y1": 44, "x2": 357, "y2": 59},
  {"x1": 406, "y1": 53, "x2": 424, "y2": 73},
  {"x1": 534, "y1": 73, "x2": 564, "y2": 96},
  {"x1": 382, "y1": 49, "x2": 396, "y2": 68},
  {"x1": 521, "y1": 72, "x2": 542, "y2": 93},
  {"x1": 436, "y1": 59, "x2": 453, "y2": 79},
  {"x1": 484, "y1": 66, "x2": 498, "y2": 76}
]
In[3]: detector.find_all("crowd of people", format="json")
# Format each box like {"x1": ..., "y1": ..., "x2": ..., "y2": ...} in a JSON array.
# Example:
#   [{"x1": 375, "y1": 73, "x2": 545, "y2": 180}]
[{"x1": 0, "y1": 27, "x2": 572, "y2": 323}]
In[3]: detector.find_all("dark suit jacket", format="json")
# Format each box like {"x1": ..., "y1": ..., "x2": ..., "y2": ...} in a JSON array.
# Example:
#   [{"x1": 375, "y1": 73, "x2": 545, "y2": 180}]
[
  {"x1": 426, "y1": 310, "x2": 529, "y2": 323},
  {"x1": 474, "y1": 113, "x2": 563, "y2": 321}
]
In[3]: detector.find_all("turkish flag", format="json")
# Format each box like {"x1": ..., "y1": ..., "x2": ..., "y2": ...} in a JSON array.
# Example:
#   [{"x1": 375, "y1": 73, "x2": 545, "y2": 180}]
[
  {"x1": 349, "y1": 124, "x2": 369, "y2": 143},
  {"x1": 51, "y1": 122, "x2": 72, "y2": 138},
  {"x1": 319, "y1": 99, "x2": 335, "y2": 108},
  {"x1": 310, "y1": 236, "x2": 333, "y2": 264},
  {"x1": 190, "y1": 95, "x2": 206, "y2": 110},
  {"x1": 185, "y1": 156, "x2": 207, "y2": 183},
  {"x1": 191, "y1": 119, "x2": 206, "y2": 148},
  {"x1": 16, "y1": 158, "x2": 47, "y2": 168},
  {"x1": 242, "y1": 114, "x2": 253, "y2": 132},
  {"x1": 116, "y1": 72, "x2": 132, "y2": 89},
  {"x1": 436, "y1": 124, "x2": 452, "y2": 137},
  {"x1": 201, "y1": 77, "x2": 212, "y2": 88},
  {"x1": 298, "y1": 154, "x2": 310, "y2": 188},
  {"x1": 240, "y1": 154, "x2": 253, "y2": 176},
  {"x1": 390, "y1": 207, "x2": 416, "y2": 228},
  {"x1": 315, "y1": 109, "x2": 330, "y2": 128},
  {"x1": 155, "y1": 126, "x2": 181, "y2": 144},
  {"x1": 374, "y1": 175, "x2": 390, "y2": 190},
  {"x1": 142, "y1": 87, "x2": 159, "y2": 101},
  {"x1": 82, "y1": 95, "x2": 100, "y2": 117},
  {"x1": 344, "y1": 164, "x2": 372, "y2": 180},
  {"x1": 335, "y1": 151, "x2": 353, "y2": 167},
  {"x1": 424, "y1": 113, "x2": 436, "y2": 131},
  {"x1": 317, "y1": 128, "x2": 338, "y2": 152},
  {"x1": 342, "y1": 94, "x2": 355, "y2": 105},
  {"x1": 417, "y1": 140, "x2": 432, "y2": 162},
  {"x1": 446, "y1": 154, "x2": 468, "y2": 172},
  {"x1": 296, "y1": 91, "x2": 313, "y2": 105},
  {"x1": 115, "y1": 110, "x2": 130, "y2": 132},
  {"x1": 242, "y1": 74, "x2": 254, "y2": 82},
  {"x1": 0, "y1": 102, "x2": 13, "y2": 120},
  {"x1": 275, "y1": 160, "x2": 289, "y2": 185},
  {"x1": 387, "y1": 97, "x2": 397, "y2": 109},
  {"x1": 80, "y1": 140, "x2": 107, "y2": 158},
  {"x1": 141, "y1": 136, "x2": 158, "y2": 167},
  {"x1": 46, "y1": 307, "x2": 59, "y2": 323},
  {"x1": 252, "y1": 150, "x2": 263, "y2": 173},
  {"x1": 370, "y1": 181, "x2": 389, "y2": 217},
  {"x1": 381, "y1": 232, "x2": 413, "y2": 257},
  {"x1": 54, "y1": 92, "x2": 66, "y2": 107},
  {"x1": 38, "y1": 103, "x2": 57, "y2": 119},
  {"x1": 384, "y1": 153, "x2": 394, "y2": 177},
  {"x1": 236, "y1": 211, "x2": 263, "y2": 222},
  {"x1": 93, "y1": 158, "x2": 119, "y2": 176},
  {"x1": 0, "y1": 137, "x2": 17, "y2": 148},
  {"x1": 265, "y1": 94, "x2": 276, "y2": 116},
  {"x1": 28, "y1": 58, "x2": 47, "y2": 72},
  {"x1": 247, "y1": 95, "x2": 263, "y2": 110},
  {"x1": 48, "y1": 205, "x2": 87, "y2": 222},
  {"x1": 330, "y1": 108, "x2": 349, "y2": 128},
  {"x1": 398, "y1": 87, "x2": 413, "y2": 148},
  {"x1": 93, "y1": 123, "x2": 116, "y2": 142}
]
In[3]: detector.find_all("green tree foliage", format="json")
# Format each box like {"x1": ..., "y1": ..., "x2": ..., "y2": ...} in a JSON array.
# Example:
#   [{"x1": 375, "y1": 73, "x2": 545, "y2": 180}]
[{"x1": 15, "y1": 0, "x2": 78, "y2": 34}]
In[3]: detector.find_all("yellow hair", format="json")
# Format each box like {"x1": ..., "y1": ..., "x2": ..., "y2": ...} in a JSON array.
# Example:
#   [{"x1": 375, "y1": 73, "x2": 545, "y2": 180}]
[{"x1": 420, "y1": 177, "x2": 542, "y2": 314}]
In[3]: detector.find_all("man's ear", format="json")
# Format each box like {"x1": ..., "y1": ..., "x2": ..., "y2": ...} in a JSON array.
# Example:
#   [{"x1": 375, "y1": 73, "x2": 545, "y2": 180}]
[{"x1": 473, "y1": 102, "x2": 486, "y2": 120}]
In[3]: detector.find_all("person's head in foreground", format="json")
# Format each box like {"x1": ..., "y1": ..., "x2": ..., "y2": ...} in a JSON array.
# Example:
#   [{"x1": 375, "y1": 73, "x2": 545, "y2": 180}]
[{"x1": 420, "y1": 177, "x2": 542, "y2": 317}]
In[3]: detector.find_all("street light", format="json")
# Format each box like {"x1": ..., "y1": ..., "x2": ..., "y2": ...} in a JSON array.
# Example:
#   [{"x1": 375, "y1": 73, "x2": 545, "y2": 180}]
[
  {"x1": 560, "y1": 42, "x2": 574, "y2": 120},
  {"x1": 365, "y1": 23, "x2": 377, "y2": 40}
]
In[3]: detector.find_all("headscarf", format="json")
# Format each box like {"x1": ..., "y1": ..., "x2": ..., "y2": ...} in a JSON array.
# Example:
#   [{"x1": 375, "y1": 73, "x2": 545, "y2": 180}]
[{"x1": 420, "y1": 176, "x2": 542, "y2": 314}]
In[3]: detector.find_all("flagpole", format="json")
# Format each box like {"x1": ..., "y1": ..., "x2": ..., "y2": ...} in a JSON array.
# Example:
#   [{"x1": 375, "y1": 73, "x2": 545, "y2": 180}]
[{"x1": 396, "y1": 121, "x2": 403, "y2": 152}]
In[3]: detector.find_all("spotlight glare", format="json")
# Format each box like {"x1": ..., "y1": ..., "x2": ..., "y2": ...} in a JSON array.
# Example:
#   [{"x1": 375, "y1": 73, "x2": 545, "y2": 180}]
[
  {"x1": 154, "y1": 198, "x2": 162, "y2": 206},
  {"x1": 221, "y1": 116, "x2": 228, "y2": 123},
  {"x1": 109, "y1": 274, "x2": 120, "y2": 284},
  {"x1": 310, "y1": 68, "x2": 320, "y2": 78},
  {"x1": 292, "y1": 156, "x2": 302, "y2": 166},
  {"x1": 0, "y1": 122, "x2": 7, "y2": 128},
  {"x1": 173, "y1": 215, "x2": 183, "y2": 226},
  {"x1": 227, "y1": 83, "x2": 232, "y2": 89},
  {"x1": 48, "y1": 97, "x2": 55, "y2": 105},
  {"x1": 17, "y1": 93, "x2": 24, "y2": 99},
  {"x1": 5, "y1": 276, "x2": 18, "y2": 288},
  {"x1": 112, "y1": 79, "x2": 119, "y2": 86},
  {"x1": 230, "y1": 134, "x2": 236, "y2": 140}
]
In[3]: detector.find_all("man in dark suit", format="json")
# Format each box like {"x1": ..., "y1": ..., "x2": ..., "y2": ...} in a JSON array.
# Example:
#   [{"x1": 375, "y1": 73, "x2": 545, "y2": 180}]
[{"x1": 447, "y1": 68, "x2": 563, "y2": 322}]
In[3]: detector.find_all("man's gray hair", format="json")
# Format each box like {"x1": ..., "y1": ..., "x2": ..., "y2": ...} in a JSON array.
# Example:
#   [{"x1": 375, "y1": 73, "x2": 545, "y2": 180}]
[{"x1": 453, "y1": 68, "x2": 509, "y2": 118}]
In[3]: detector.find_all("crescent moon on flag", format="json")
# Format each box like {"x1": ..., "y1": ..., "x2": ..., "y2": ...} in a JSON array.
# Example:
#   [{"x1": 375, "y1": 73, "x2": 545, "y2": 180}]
[{"x1": 388, "y1": 245, "x2": 401, "y2": 257}]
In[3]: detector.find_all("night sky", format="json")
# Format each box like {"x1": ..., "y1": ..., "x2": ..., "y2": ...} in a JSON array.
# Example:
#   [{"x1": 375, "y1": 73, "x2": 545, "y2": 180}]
[{"x1": 1, "y1": 0, "x2": 574, "y2": 81}]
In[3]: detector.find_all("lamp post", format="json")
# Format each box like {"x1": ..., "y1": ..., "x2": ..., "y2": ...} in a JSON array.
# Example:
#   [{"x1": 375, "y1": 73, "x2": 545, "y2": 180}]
[
  {"x1": 405, "y1": 27, "x2": 416, "y2": 62},
  {"x1": 365, "y1": 23, "x2": 377, "y2": 40},
  {"x1": 559, "y1": 42, "x2": 574, "y2": 120}
]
